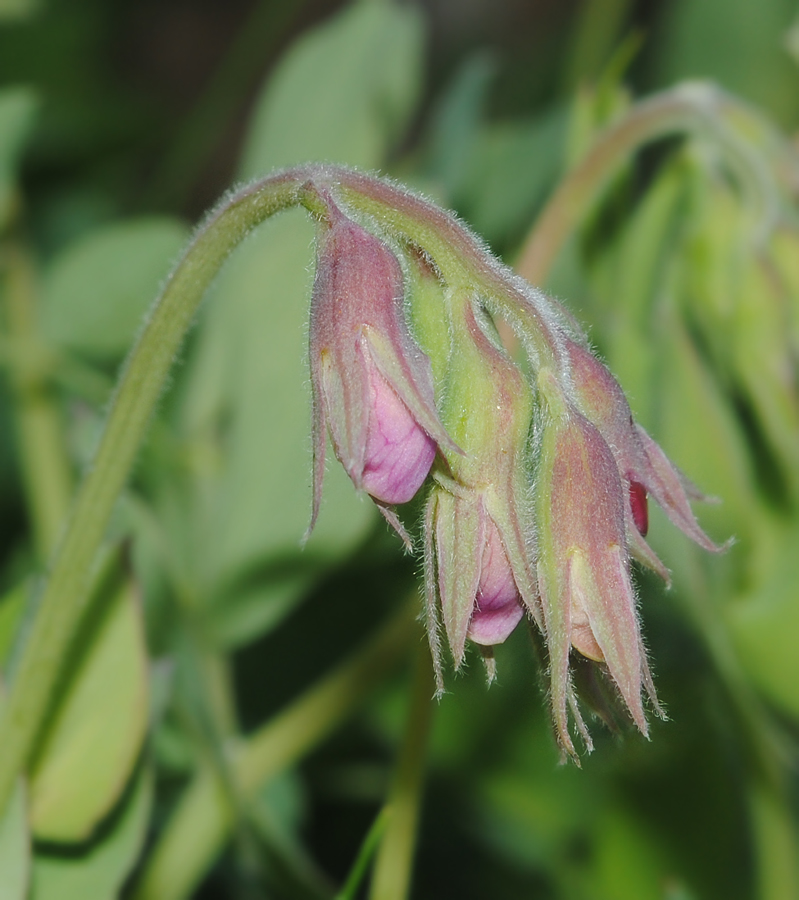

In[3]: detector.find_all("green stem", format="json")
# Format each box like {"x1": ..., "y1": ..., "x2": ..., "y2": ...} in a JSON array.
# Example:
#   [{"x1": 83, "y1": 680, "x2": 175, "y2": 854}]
[
  {"x1": 368, "y1": 641, "x2": 435, "y2": 900},
  {"x1": 514, "y1": 82, "x2": 784, "y2": 287},
  {"x1": 335, "y1": 808, "x2": 390, "y2": 900},
  {"x1": 0, "y1": 172, "x2": 306, "y2": 816},
  {"x1": 2, "y1": 245, "x2": 73, "y2": 560},
  {"x1": 133, "y1": 607, "x2": 415, "y2": 900},
  {"x1": 332, "y1": 173, "x2": 562, "y2": 369}
]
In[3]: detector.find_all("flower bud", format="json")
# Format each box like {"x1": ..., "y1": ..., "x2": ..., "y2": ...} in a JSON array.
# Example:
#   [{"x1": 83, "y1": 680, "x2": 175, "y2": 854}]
[
  {"x1": 421, "y1": 297, "x2": 538, "y2": 687},
  {"x1": 307, "y1": 195, "x2": 456, "y2": 540},
  {"x1": 535, "y1": 370, "x2": 658, "y2": 757},
  {"x1": 564, "y1": 336, "x2": 725, "y2": 581}
]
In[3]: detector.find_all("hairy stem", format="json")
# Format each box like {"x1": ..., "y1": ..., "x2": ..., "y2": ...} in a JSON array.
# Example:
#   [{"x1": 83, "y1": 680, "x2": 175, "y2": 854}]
[{"x1": 0, "y1": 172, "x2": 306, "y2": 815}]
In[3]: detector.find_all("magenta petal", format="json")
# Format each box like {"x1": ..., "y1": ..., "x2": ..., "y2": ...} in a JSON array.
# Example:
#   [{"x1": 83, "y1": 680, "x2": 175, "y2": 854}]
[
  {"x1": 361, "y1": 360, "x2": 437, "y2": 504},
  {"x1": 468, "y1": 603, "x2": 525, "y2": 646},
  {"x1": 468, "y1": 521, "x2": 524, "y2": 646}
]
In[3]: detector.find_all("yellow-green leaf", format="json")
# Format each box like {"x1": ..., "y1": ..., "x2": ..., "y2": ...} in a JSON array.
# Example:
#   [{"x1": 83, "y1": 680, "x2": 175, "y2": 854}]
[
  {"x1": 31, "y1": 765, "x2": 152, "y2": 900},
  {"x1": 0, "y1": 778, "x2": 28, "y2": 900},
  {"x1": 28, "y1": 578, "x2": 149, "y2": 842}
]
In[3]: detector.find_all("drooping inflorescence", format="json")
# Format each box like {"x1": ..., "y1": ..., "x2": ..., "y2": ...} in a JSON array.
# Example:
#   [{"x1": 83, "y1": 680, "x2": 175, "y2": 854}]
[{"x1": 300, "y1": 165, "x2": 724, "y2": 759}]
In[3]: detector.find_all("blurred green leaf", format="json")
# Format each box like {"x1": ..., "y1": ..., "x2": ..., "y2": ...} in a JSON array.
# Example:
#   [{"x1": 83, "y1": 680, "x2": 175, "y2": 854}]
[
  {"x1": 727, "y1": 517, "x2": 799, "y2": 718},
  {"x1": 588, "y1": 158, "x2": 688, "y2": 427},
  {"x1": 423, "y1": 54, "x2": 496, "y2": 200},
  {"x1": 655, "y1": 0, "x2": 799, "y2": 124},
  {"x1": 0, "y1": 0, "x2": 38, "y2": 21},
  {"x1": 239, "y1": 0, "x2": 423, "y2": 177},
  {"x1": 748, "y1": 777, "x2": 799, "y2": 900},
  {"x1": 204, "y1": 569, "x2": 317, "y2": 651},
  {"x1": 652, "y1": 307, "x2": 758, "y2": 550},
  {"x1": 591, "y1": 806, "x2": 679, "y2": 900},
  {"x1": 0, "y1": 581, "x2": 29, "y2": 670},
  {"x1": 0, "y1": 779, "x2": 28, "y2": 900},
  {"x1": 730, "y1": 257, "x2": 799, "y2": 498},
  {"x1": 669, "y1": 153, "x2": 799, "y2": 499},
  {"x1": 787, "y1": 14, "x2": 799, "y2": 65},
  {"x1": 771, "y1": 227, "x2": 799, "y2": 351},
  {"x1": 29, "y1": 576, "x2": 149, "y2": 842},
  {"x1": 0, "y1": 87, "x2": 37, "y2": 229},
  {"x1": 459, "y1": 107, "x2": 567, "y2": 250},
  {"x1": 30, "y1": 764, "x2": 152, "y2": 900},
  {"x1": 40, "y1": 217, "x2": 189, "y2": 360}
]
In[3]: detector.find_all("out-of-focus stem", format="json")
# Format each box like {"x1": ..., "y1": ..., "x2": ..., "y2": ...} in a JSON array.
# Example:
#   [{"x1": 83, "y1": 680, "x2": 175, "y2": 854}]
[
  {"x1": 132, "y1": 607, "x2": 416, "y2": 900},
  {"x1": 2, "y1": 245, "x2": 73, "y2": 560},
  {"x1": 515, "y1": 83, "x2": 784, "y2": 286},
  {"x1": 368, "y1": 642, "x2": 435, "y2": 900},
  {"x1": 336, "y1": 809, "x2": 390, "y2": 900}
]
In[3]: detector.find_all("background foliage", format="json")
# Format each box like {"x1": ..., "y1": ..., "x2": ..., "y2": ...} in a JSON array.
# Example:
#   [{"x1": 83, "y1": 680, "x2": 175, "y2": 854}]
[{"x1": 1, "y1": 0, "x2": 798, "y2": 897}]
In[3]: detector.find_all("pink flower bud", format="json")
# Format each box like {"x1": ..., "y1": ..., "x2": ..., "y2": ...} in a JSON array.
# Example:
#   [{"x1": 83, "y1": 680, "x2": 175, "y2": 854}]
[
  {"x1": 307, "y1": 194, "x2": 457, "y2": 540},
  {"x1": 536, "y1": 370, "x2": 659, "y2": 757},
  {"x1": 360, "y1": 360, "x2": 437, "y2": 504},
  {"x1": 468, "y1": 518, "x2": 526, "y2": 646},
  {"x1": 428, "y1": 489, "x2": 526, "y2": 670},
  {"x1": 564, "y1": 337, "x2": 725, "y2": 580}
]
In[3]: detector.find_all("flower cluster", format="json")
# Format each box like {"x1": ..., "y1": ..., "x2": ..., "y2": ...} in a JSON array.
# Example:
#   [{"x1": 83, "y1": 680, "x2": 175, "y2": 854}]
[{"x1": 302, "y1": 167, "x2": 723, "y2": 758}]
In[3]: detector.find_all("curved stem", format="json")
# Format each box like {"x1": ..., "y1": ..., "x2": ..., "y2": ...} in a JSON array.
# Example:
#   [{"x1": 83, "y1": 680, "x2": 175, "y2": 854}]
[
  {"x1": 331, "y1": 173, "x2": 564, "y2": 369},
  {"x1": 514, "y1": 82, "x2": 786, "y2": 286},
  {"x1": 0, "y1": 171, "x2": 307, "y2": 815}
]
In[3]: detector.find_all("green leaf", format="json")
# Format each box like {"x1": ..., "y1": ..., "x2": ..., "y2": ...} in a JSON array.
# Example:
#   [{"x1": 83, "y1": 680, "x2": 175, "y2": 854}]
[
  {"x1": 652, "y1": 308, "x2": 758, "y2": 550},
  {"x1": 0, "y1": 581, "x2": 29, "y2": 671},
  {"x1": 591, "y1": 805, "x2": 679, "y2": 900},
  {"x1": 587, "y1": 158, "x2": 688, "y2": 427},
  {"x1": 460, "y1": 106, "x2": 567, "y2": 250},
  {"x1": 423, "y1": 54, "x2": 495, "y2": 200},
  {"x1": 28, "y1": 575, "x2": 149, "y2": 842},
  {"x1": 204, "y1": 569, "x2": 317, "y2": 651},
  {"x1": 0, "y1": 0, "x2": 38, "y2": 21},
  {"x1": 41, "y1": 217, "x2": 190, "y2": 359},
  {"x1": 30, "y1": 765, "x2": 152, "y2": 900},
  {"x1": 239, "y1": 0, "x2": 423, "y2": 177},
  {"x1": 655, "y1": 0, "x2": 799, "y2": 124},
  {"x1": 0, "y1": 87, "x2": 38, "y2": 229},
  {"x1": 0, "y1": 779, "x2": 29, "y2": 900},
  {"x1": 729, "y1": 258, "x2": 799, "y2": 498},
  {"x1": 727, "y1": 518, "x2": 799, "y2": 719}
]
